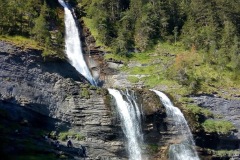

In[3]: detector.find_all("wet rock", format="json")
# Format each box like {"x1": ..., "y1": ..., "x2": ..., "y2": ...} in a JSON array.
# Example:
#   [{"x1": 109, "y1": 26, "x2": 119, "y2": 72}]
[
  {"x1": 192, "y1": 95, "x2": 240, "y2": 139},
  {"x1": 0, "y1": 42, "x2": 125, "y2": 159},
  {"x1": 191, "y1": 95, "x2": 240, "y2": 152}
]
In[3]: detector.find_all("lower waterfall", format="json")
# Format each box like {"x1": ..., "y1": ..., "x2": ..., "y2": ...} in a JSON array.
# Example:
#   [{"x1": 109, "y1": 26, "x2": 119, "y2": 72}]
[
  {"x1": 108, "y1": 89, "x2": 142, "y2": 160},
  {"x1": 151, "y1": 90, "x2": 199, "y2": 160}
]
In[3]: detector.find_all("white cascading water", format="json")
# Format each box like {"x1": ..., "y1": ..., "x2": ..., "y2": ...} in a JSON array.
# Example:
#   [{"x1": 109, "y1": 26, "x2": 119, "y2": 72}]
[
  {"x1": 108, "y1": 89, "x2": 142, "y2": 160},
  {"x1": 151, "y1": 90, "x2": 199, "y2": 160},
  {"x1": 58, "y1": 0, "x2": 96, "y2": 86}
]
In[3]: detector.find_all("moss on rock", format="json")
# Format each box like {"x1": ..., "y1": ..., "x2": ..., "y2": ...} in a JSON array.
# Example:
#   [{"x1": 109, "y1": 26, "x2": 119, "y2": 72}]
[
  {"x1": 134, "y1": 88, "x2": 165, "y2": 115},
  {"x1": 202, "y1": 119, "x2": 235, "y2": 135}
]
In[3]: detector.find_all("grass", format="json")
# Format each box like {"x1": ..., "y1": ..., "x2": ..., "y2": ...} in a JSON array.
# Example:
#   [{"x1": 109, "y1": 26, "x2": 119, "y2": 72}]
[
  {"x1": 127, "y1": 76, "x2": 139, "y2": 83},
  {"x1": 0, "y1": 35, "x2": 42, "y2": 50},
  {"x1": 103, "y1": 41, "x2": 240, "y2": 100},
  {"x1": 130, "y1": 51, "x2": 151, "y2": 64},
  {"x1": 104, "y1": 53, "x2": 130, "y2": 63},
  {"x1": 104, "y1": 42, "x2": 181, "y2": 90},
  {"x1": 0, "y1": 35, "x2": 65, "y2": 59}
]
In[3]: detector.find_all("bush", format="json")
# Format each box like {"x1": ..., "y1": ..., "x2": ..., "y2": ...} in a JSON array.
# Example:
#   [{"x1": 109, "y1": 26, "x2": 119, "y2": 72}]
[
  {"x1": 58, "y1": 132, "x2": 85, "y2": 141},
  {"x1": 127, "y1": 76, "x2": 139, "y2": 83},
  {"x1": 146, "y1": 144, "x2": 159, "y2": 154},
  {"x1": 186, "y1": 104, "x2": 213, "y2": 118},
  {"x1": 58, "y1": 132, "x2": 68, "y2": 141},
  {"x1": 81, "y1": 88, "x2": 91, "y2": 99},
  {"x1": 202, "y1": 119, "x2": 235, "y2": 135}
]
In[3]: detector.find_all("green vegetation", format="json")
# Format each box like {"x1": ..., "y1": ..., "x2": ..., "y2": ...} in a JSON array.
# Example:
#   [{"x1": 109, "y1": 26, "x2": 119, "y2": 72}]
[
  {"x1": 213, "y1": 150, "x2": 239, "y2": 157},
  {"x1": 179, "y1": 102, "x2": 235, "y2": 135},
  {"x1": 202, "y1": 119, "x2": 235, "y2": 135},
  {"x1": 58, "y1": 131, "x2": 85, "y2": 141},
  {"x1": 180, "y1": 103, "x2": 214, "y2": 131},
  {"x1": 81, "y1": 88, "x2": 91, "y2": 99},
  {"x1": 145, "y1": 144, "x2": 159, "y2": 154},
  {"x1": 204, "y1": 148, "x2": 239, "y2": 158},
  {"x1": 0, "y1": 0, "x2": 65, "y2": 58},
  {"x1": 81, "y1": 0, "x2": 240, "y2": 62},
  {"x1": 127, "y1": 76, "x2": 139, "y2": 83},
  {"x1": 79, "y1": 0, "x2": 240, "y2": 95},
  {"x1": 104, "y1": 53, "x2": 131, "y2": 63},
  {"x1": 185, "y1": 104, "x2": 213, "y2": 118},
  {"x1": 82, "y1": 17, "x2": 109, "y2": 49},
  {"x1": 0, "y1": 35, "x2": 42, "y2": 50}
]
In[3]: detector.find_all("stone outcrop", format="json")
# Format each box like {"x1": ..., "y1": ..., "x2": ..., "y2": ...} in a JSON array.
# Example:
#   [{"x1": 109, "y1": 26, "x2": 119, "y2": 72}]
[
  {"x1": 0, "y1": 41, "x2": 171, "y2": 159},
  {"x1": 0, "y1": 41, "x2": 125, "y2": 159},
  {"x1": 3, "y1": 40, "x2": 240, "y2": 159},
  {"x1": 192, "y1": 95, "x2": 240, "y2": 147}
]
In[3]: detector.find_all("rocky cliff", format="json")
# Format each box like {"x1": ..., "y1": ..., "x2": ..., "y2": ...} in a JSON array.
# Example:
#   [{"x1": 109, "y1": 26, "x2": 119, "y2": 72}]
[
  {"x1": 0, "y1": 41, "x2": 171, "y2": 159},
  {"x1": 1, "y1": 40, "x2": 239, "y2": 159},
  {"x1": 0, "y1": 40, "x2": 123, "y2": 159},
  {"x1": 192, "y1": 95, "x2": 240, "y2": 149}
]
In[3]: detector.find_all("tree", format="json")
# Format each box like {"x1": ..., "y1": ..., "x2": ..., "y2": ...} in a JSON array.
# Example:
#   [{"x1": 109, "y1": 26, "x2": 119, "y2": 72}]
[
  {"x1": 31, "y1": 1, "x2": 50, "y2": 44},
  {"x1": 0, "y1": 0, "x2": 9, "y2": 34}
]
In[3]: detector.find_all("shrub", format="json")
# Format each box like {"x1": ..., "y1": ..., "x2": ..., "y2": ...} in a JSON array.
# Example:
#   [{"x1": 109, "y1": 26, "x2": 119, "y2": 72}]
[
  {"x1": 127, "y1": 76, "x2": 139, "y2": 83},
  {"x1": 58, "y1": 132, "x2": 68, "y2": 141},
  {"x1": 202, "y1": 119, "x2": 235, "y2": 135},
  {"x1": 58, "y1": 132, "x2": 85, "y2": 141},
  {"x1": 146, "y1": 144, "x2": 159, "y2": 154},
  {"x1": 186, "y1": 104, "x2": 213, "y2": 118},
  {"x1": 81, "y1": 88, "x2": 91, "y2": 99}
]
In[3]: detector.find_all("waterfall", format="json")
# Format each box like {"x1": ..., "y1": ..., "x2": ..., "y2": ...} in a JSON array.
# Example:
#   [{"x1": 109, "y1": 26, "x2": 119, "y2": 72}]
[
  {"x1": 108, "y1": 88, "x2": 142, "y2": 160},
  {"x1": 58, "y1": 0, "x2": 96, "y2": 86},
  {"x1": 151, "y1": 90, "x2": 199, "y2": 160}
]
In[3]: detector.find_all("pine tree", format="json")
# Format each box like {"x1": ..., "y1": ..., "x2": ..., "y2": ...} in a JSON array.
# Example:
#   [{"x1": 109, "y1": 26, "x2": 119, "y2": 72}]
[{"x1": 31, "y1": 1, "x2": 50, "y2": 44}]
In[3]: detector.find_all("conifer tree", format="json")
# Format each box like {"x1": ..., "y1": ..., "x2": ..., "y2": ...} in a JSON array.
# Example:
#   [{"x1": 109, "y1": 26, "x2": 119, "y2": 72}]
[{"x1": 31, "y1": 1, "x2": 50, "y2": 44}]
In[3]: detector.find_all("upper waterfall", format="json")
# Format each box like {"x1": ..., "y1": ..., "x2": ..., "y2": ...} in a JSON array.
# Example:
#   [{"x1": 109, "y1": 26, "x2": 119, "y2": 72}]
[
  {"x1": 108, "y1": 88, "x2": 143, "y2": 160},
  {"x1": 58, "y1": 0, "x2": 96, "y2": 86},
  {"x1": 151, "y1": 90, "x2": 200, "y2": 160}
]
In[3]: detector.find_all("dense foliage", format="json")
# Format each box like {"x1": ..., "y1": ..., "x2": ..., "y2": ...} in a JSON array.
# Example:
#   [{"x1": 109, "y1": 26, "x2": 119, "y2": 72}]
[
  {"x1": 79, "y1": 0, "x2": 240, "y2": 91},
  {"x1": 0, "y1": 0, "x2": 64, "y2": 57},
  {"x1": 202, "y1": 119, "x2": 235, "y2": 135},
  {"x1": 1, "y1": 0, "x2": 240, "y2": 89},
  {"x1": 81, "y1": 0, "x2": 240, "y2": 52}
]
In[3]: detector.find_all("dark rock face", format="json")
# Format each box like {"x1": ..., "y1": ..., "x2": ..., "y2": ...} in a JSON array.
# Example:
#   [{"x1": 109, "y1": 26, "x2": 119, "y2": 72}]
[
  {"x1": 192, "y1": 95, "x2": 240, "y2": 152},
  {"x1": 193, "y1": 96, "x2": 240, "y2": 139},
  {"x1": 0, "y1": 41, "x2": 171, "y2": 159},
  {"x1": 5, "y1": 41, "x2": 234, "y2": 159},
  {"x1": 0, "y1": 41, "x2": 87, "y2": 118},
  {"x1": 0, "y1": 41, "x2": 125, "y2": 159}
]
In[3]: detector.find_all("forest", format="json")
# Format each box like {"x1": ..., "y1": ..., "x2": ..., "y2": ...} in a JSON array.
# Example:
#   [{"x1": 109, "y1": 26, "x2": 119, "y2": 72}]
[
  {"x1": 0, "y1": 0, "x2": 64, "y2": 57},
  {"x1": 0, "y1": 0, "x2": 240, "y2": 91},
  {"x1": 78, "y1": 0, "x2": 240, "y2": 92},
  {"x1": 80, "y1": 0, "x2": 240, "y2": 70}
]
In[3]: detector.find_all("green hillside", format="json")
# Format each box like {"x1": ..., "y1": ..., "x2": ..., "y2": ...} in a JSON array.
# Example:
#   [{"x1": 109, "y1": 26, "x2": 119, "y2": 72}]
[
  {"x1": 78, "y1": 0, "x2": 240, "y2": 96},
  {"x1": 0, "y1": 0, "x2": 65, "y2": 58},
  {"x1": 1, "y1": 0, "x2": 240, "y2": 95}
]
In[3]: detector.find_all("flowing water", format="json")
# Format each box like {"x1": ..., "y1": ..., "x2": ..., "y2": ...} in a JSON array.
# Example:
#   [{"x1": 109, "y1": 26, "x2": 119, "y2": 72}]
[
  {"x1": 151, "y1": 90, "x2": 199, "y2": 160},
  {"x1": 58, "y1": 1, "x2": 199, "y2": 159},
  {"x1": 108, "y1": 88, "x2": 142, "y2": 160},
  {"x1": 58, "y1": 0, "x2": 96, "y2": 86}
]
